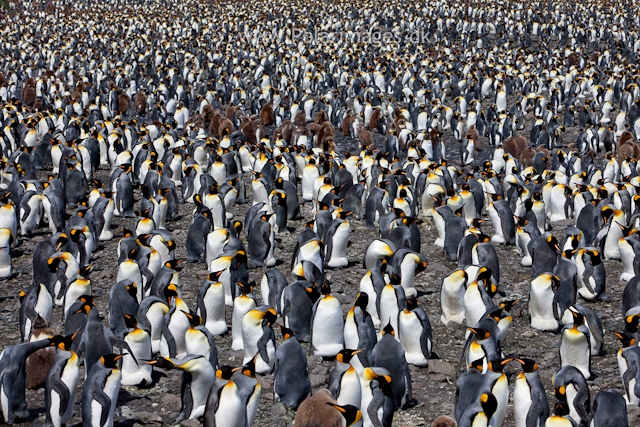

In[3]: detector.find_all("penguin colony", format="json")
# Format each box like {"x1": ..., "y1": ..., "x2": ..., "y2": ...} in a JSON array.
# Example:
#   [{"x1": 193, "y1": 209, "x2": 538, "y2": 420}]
[{"x1": 2, "y1": 0, "x2": 640, "y2": 426}]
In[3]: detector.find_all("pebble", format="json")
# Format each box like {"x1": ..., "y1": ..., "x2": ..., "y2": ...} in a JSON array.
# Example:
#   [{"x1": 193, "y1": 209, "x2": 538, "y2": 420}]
[{"x1": 427, "y1": 360, "x2": 457, "y2": 378}]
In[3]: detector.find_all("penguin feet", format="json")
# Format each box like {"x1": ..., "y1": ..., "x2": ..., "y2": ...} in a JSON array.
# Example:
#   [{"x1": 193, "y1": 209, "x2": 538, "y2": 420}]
[
  {"x1": 402, "y1": 398, "x2": 418, "y2": 409},
  {"x1": 14, "y1": 409, "x2": 30, "y2": 420}
]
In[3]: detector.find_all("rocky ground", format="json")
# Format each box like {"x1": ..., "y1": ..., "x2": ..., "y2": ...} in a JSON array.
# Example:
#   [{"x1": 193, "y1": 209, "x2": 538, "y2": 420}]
[
  {"x1": 3, "y1": 119, "x2": 639, "y2": 427},
  {"x1": 2, "y1": 37, "x2": 637, "y2": 427}
]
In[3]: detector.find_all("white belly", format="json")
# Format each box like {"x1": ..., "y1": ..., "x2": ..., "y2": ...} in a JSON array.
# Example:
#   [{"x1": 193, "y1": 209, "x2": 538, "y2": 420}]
[
  {"x1": 399, "y1": 311, "x2": 428, "y2": 366},
  {"x1": 529, "y1": 279, "x2": 558, "y2": 331},
  {"x1": 312, "y1": 297, "x2": 344, "y2": 357},
  {"x1": 560, "y1": 330, "x2": 590, "y2": 378},
  {"x1": 514, "y1": 376, "x2": 534, "y2": 427},
  {"x1": 337, "y1": 368, "x2": 362, "y2": 408}
]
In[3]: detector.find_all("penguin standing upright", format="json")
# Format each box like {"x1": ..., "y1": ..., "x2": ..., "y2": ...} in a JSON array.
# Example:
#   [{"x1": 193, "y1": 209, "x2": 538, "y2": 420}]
[
  {"x1": 559, "y1": 307, "x2": 592, "y2": 380},
  {"x1": 441, "y1": 268, "x2": 468, "y2": 326},
  {"x1": 529, "y1": 273, "x2": 561, "y2": 332},
  {"x1": 234, "y1": 357, "x2": 262, "y2": 427},
  {"x1": 359, "y1": 367, "x2": 395, "y2": 427},
  {"x1": 273, "y1": 326, "x2": 310, "y2": 410},
  {"x1": 0, "y1": 337, "x2": 60, "y2": 424},
  {"x1": 328, "y1": 349, "x2": 362, "y2": 408},
  {"x1": 398, "y1": 297, "x2": 432, "y2": 367},
  {"x1": 183, "y1": 311, "x2": 218, "y2": 367},
  {"x1": 311, "y1": 283, "x2": 344, "y2": 357},
  {"x1": 241, "y1": 306, "x2": 276, "y2": 374},
  {"x1": 45, "y1": 335, "x2": 80, "y2": 427},
  {"x1": 120, "y1": 315, "x2": 153, "y2": 386},
  {"x1": 203, "y1": 366, "x2": 244, "y2": 427},
  {"x1": 513, "y1": 358, "x2": 549, "y2": 427},
  {"x1": 147, "y1": 356, "x2": 215, "y2": 422},
  {"x1": 231, "y1": 282, "x2": 257, "y2": 351},
  {"x1": 371, "y1": 323, "x2": 416, "y2": 409},
  {"x1": 197, "y1": 271, "x2": 227, "y2": 336},
  {"x1": 81, "y1": 354, "x2": 124, "y2": 427}
]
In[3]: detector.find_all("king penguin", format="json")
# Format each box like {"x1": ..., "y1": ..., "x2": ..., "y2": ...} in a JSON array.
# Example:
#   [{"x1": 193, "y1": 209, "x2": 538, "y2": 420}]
[{"x1": 273, "y1": 326, "x2": 310, "y2": 410}]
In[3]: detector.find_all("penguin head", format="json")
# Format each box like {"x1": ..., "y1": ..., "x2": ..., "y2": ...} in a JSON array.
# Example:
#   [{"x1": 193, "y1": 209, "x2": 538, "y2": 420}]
[
  {"x1": 237, "y1": 281, "x2": 254, "y2": 296},
  {"x1": 568, "y1": 306, "x2": 585, "y2": 327},
  {"x1": 74, "y1": 302, "x2": 93, "y2": 316},
  {"x1": 123, "y1": 314, "x2": 138, "y2": 329},
  {"x1": 612, "y1": 331, "x2": 636, "y2": 348},
  {"x1": 124, "y1": 282, "x2": 137, "y2": 299},
  {"x1": 336, "y1": 349, "x2": 361, "y2": 364},
  {"x1": 263, "y1": 308, "x2": 277, "y2": 327},
  {"x1": 238, "y1": 356, "x2": 257, "y2": 378},
  {"x1": 499, "y1": 300, "x2": 519, "y2": 313},
  {"x1": 388, "y1": 273, "x2": 401, "y2": 286},
  {"x1": 479, "y1": 393, "x2": 498, "y2": 421},
  {"x1": 233, "y1": 221, "x2": 243, "y2": 235},
  {"x1": 304, "y1": 283, "x2": 321, "y2": 302},
  {"x1": 122, "y1": 227, "x2": 134, "y2": 238},
  {"x1": 468, "y1": 326, "x2": 490, "y2": 341},
  {"x1": 128, "y1": 248, "x2": 139, "y2": 260},
  {"x1": 487, "y1": 358, "x2": 512, "y2": 373},
  {"x1": 277, "y1": 325, "x2": 295, "y2": 341},
  {"x1": 56, "y1": 334, "x2": 76, "y2": 352},
  {"x1": 163, "y1": 284, "x2": 179, "y2": 305},
  {"x1": 216, "y1": 366, "x2": 236, "y2": 381},
  {"x1": 354, "y1": 293, "x2": 369, "y2": 311},
  {"x1": 182, "y1": 310, "x2": 202, "y2": 328},
  {"x1": 47, "y1": 256, "x2": 62, "y2": 272},
  {"x1": 55, "y1": 234, "x2": 68, "y2": 251},
  {"x1": 164, "y1": 259, "x2": 184, "y2": 271},
  {"x1": 382, "y1": 322, "x2": 395, "y2": 336},
  {"x1": 554, "y1": 385, "x2": 567, "y2": 402},
  {"x1": 327, "y1": 403, "x2": 362, "y2": 427},
  {"x1": 101, "y1": 353, "x2": 125, "y2": 369},
  {"x1": 552, "y1": 401, "x2": 571, "y2": 417},
  {"x1": 546, "y1": 235, "x2": 560, "y2": 253},
  {"x1": 337, "y1": 211, "x2": 354, "y2": 221},
  {"x1": 513, "y1": 357, "x2": 538, "y2": 373},
  {"x1": 468, "y1": 358, "x2": 484, "y2": 372},
  {"x1": 405, "y1": 297, "x2": 419, "y2": 312},
  {"x1": 145, "y1": 357, "x2": 176, "y2": 370},
  {"x1": 320, "y1": 282, "x2": 332, "y2": 296}
]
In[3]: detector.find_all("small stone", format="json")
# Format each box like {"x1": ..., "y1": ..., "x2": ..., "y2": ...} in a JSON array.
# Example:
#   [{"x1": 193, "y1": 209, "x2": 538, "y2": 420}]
[
  {"x1": 180, "y1": 419, "x2": 201, "y2": 427},
  {"x1": 310, "y1": 374, "x2": 326, "y2": 388},
  {"x1": 195, "y1": 269, "x2": 209, "y2": 279},
  {"x1": 161, "y1": 393, "x2": 181, "y2": 407},
  {"x1": 429, "y1": 373, "x2": 448, "y2": 382},
  {"x1": 271, "y1": 403, "x2": 287, "y2": 415},
  {"x1": 311, "y1": 364, "x2": 329, "y2": 375},
  {"x1": 427, "y1": 360, "x2": 457, "y2": 378}
]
